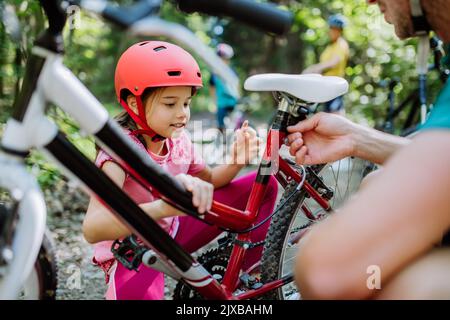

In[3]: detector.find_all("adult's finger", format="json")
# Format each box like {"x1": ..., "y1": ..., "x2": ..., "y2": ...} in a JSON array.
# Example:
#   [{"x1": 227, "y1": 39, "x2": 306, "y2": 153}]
[
  {"x1": 287, "y1": 132, "x2": 302, "y2": 145},
  {"x1": 289, "y1": 137, "x2": 304, "y2": 156},
  {"x1": 287, "y1": 113, "x2": 320, "y2": 133},
  {"x1": 295, "y1": 146, "x2": 308, "y2": 164}
]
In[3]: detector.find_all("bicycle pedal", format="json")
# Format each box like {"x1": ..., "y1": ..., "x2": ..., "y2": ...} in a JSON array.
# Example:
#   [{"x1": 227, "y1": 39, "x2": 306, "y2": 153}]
[{"x1": 111, "y1": 235, "x2": 147, "y2": 271}]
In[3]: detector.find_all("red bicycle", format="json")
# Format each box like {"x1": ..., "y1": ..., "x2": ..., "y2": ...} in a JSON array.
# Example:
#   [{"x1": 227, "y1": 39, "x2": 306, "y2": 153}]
[
  {"x1": 0, "y1": 0, "x2": 367, "y2": 300},
  {"x1": 123, "y1": 75, "x2": 358, "y2": 300}
]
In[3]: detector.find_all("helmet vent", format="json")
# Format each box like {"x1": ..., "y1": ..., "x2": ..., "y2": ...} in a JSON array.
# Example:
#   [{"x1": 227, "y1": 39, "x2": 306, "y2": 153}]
[
  {"x1": 167, "y1": 71, "x2": 181, "y2": 76},
  {"x1": 197, "y1": 72, "x2": 201, "y2": 78},
  {"x1": 139, "y1": 42, "x2": 150, "y2": 46},
  {"x1": 153, "y1": 46, "x2": 167, "y2": 52}
]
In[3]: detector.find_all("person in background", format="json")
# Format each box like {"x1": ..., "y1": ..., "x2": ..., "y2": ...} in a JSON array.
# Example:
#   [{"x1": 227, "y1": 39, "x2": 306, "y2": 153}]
[
  {"x1": 209, "y1": 43, "x2": 239, "y2": 134},
  {"x1": 302, "y1": 14, "x2": 350, "y2": 115}
]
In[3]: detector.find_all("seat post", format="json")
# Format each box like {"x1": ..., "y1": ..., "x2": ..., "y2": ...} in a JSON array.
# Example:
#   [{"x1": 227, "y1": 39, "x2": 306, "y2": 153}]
[{"x1": 271, "y1": 93, "x2": 308, "y2": 133}]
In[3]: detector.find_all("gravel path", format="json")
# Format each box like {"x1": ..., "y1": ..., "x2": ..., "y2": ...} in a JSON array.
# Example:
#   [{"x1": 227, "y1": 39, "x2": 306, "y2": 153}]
[{"x1": 45, "y1": 180, "x2": 106, "y2": 300}]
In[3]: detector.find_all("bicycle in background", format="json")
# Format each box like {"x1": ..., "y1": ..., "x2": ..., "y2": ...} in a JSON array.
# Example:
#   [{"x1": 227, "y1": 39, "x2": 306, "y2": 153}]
[
  {"x1": 379, "y1": 35, "x2": 449, "y2": 136},
  {"x1": 362, "y1": 35, "x2": 450, "y2": 180}
]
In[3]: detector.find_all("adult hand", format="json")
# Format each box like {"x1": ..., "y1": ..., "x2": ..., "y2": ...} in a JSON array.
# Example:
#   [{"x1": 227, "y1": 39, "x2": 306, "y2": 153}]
[{"x1": 287, "y1": 112, "x2": 357, "y2": 165}]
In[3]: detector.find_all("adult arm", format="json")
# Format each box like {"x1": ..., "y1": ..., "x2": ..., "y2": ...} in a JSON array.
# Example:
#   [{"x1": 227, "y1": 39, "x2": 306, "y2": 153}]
[{"x1": 294, "y1": 131, "x2": 450, "y2": 299}]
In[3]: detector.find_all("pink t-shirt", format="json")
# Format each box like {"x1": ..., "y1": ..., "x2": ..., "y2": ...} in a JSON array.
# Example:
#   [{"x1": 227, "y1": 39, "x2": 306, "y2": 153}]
[{"x1": 92, "y1": 129, "x2": 206, "y2": 265}]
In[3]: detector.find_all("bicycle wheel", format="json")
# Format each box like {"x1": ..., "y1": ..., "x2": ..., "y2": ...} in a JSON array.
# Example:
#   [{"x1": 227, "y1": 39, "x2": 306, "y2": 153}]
[
  {"x1": 261, "y1": 157, "x2": 368, "y2": 299},
  {"x1": 19, "y1": 230, "x2": 58, "y2": 300}
]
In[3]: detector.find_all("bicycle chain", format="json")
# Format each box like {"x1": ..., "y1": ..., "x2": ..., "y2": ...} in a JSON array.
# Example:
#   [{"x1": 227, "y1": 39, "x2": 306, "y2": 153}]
[{"x1": 173, "y1": 241, "x2": 232, "y2": 300}]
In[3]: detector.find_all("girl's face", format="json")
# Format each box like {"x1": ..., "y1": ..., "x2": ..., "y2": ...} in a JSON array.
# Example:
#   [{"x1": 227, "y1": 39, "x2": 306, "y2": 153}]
[
  {"x1": 129, "y1": 86, "x2": 192, "y2": 139},
  {"x1": 147, "y1": 86, "x2": 192, "y2": 138}
]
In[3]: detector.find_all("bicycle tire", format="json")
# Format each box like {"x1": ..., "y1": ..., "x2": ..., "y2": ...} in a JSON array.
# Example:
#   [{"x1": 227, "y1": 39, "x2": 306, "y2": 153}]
[
  {"x1": 20, "y1": 230, "x2": 58, "y2": 300},
  {"x1": 261, "y1": 157, "x2": 367, "y2": 300},
  {"x1": 260, "y1": 180, "x2": 308, "y2": 300}
]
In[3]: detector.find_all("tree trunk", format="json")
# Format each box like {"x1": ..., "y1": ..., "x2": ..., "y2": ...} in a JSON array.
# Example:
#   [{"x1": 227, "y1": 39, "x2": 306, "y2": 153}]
[{"x1": 0, "y1": 23, "x2": 5, "y2": 98}]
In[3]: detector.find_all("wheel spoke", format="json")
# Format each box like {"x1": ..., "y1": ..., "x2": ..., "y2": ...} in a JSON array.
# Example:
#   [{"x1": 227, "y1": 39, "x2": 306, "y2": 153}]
[{"x1": 261, "y1": 158, "x2": 367, "y2": 300}]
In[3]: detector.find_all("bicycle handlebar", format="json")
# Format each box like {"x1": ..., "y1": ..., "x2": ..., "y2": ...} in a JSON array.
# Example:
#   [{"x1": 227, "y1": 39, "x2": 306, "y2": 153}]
[
  {"x1": 104, "y1": 1, "x2": 160, "y2": 29},
  {"x1": 68, "y1": 0, "x2": 293, "y2": 34},
  {"x1": 176, "y1": 0, "x2": 293, "y2": 35},
  {"x1": 69, "y1": 0, "x2": 162, "y2": 29}
]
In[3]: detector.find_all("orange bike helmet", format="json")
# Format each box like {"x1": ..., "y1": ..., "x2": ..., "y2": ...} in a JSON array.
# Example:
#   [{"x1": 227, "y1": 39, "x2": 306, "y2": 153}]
[{"x1": 114, "y1": 41, "x2": 203, "y2": 141}]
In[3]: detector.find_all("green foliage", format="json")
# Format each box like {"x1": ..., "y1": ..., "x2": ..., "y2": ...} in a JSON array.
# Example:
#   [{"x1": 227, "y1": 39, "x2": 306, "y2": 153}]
[
  {"x1": 0, "y1": 0, "x2": 446, "y2": 187},
  {"x1": 0, "y1": 0, "x2": 45, "y2": 122},
  {"x1": 2, "y1": 0, "x2": 443, "y2": 121},
  {"x1": 46, "y1": 106, "x2": 97, "y2": 160},
  {"x1": 26, "y1": 150, "x2": 63, "y2": 189},
  {"x1": 219, "y1": 0, "x2": 443, "y2": 125}
]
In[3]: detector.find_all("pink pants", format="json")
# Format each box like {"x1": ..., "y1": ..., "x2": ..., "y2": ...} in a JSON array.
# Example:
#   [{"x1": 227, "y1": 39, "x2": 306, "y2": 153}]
[{"x1": 106, "y1": 171, "x2": 278, "y2": 300}]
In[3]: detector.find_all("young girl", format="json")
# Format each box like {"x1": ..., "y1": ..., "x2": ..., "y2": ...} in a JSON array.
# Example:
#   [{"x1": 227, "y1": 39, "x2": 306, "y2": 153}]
[{"x1": 82, "y1": 41, "x2": 278, "y2": 300}]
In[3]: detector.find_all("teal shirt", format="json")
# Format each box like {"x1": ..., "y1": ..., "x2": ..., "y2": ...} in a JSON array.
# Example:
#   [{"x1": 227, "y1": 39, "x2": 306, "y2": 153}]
[
  {"x1": 421, "y1": 45, "x2": 450, "y2": 131},
  {"x1": 209, "y1": 74, "x2": 238, "y2": 109},
  {"x1": 421, "y1": 78, "x2": 450, "y2": 130}
]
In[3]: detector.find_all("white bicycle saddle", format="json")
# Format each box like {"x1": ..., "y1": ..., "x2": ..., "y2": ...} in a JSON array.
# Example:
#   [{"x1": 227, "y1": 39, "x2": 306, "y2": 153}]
[{"x1": 244, "y1": 73, "x2": 349, "y2": 103}]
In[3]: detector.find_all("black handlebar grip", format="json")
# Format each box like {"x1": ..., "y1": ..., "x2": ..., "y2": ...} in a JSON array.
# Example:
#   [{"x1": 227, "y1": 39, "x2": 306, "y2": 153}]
[
  {"x1": 101, "y1": 0, "x2": 161, "y2": 29},
  {"x1": 177, "y1": 0, "x2": 293, "y2": 35},
  {"x1": 39, "y1": 0, "x2": 67, "y2": 35}
]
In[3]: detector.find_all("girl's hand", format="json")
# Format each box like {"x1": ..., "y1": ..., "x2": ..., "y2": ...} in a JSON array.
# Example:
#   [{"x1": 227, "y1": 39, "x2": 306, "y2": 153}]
[
  {"x1": 231, "y1": 120, "x2": 262, "y2": 165},
  {"x1": 175, "y1": 173, "x2": 214, "y2": 214}
]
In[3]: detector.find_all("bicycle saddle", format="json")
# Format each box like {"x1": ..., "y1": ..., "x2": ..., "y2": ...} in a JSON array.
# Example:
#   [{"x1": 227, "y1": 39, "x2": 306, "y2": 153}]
[{"x1": 244, "y1": 73, "x2": 349, "y2": 103}]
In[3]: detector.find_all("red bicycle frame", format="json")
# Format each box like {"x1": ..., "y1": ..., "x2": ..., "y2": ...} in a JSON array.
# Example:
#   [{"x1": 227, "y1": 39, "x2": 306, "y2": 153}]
[{"x1": 174, "y1": 127, "x2": 332, "y2": 299}]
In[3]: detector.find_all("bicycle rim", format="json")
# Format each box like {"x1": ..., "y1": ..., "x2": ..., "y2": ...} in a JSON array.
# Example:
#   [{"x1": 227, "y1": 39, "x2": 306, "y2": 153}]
[
  {"x1": 322, "y1": 157, "x2": 368, "y2": 209},
  {"x1": 263, "y1": 157, "x2": 368, "y2": 299}
]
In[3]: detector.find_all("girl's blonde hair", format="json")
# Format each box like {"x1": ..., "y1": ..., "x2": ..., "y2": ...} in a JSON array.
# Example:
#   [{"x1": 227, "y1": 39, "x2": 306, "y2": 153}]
[
  {"x1": 113, "y1": 86, "x2": 197, "y2": 148},
  {"x1": 95, "y1": 87, "x2": 164, "y2": 154},
  {"x1": 114, "y1": 87, "x2": 165, "y2": 148}
]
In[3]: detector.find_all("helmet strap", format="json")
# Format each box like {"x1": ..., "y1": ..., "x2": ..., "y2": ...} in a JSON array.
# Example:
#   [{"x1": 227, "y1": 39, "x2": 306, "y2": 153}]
[
  {"x1": 410, "y1": 0, "x2": 431, "y2": 36},
  {"x1": 119, "y1": 96, "x2": 166, "y2": 142}
]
